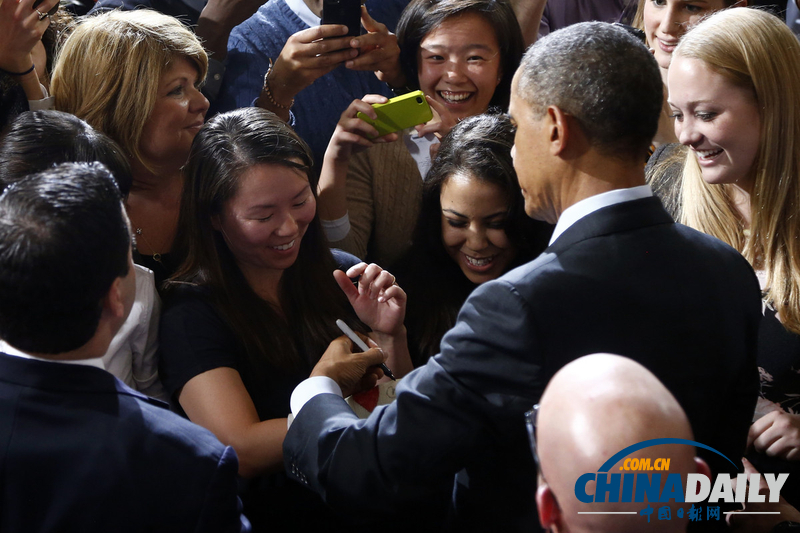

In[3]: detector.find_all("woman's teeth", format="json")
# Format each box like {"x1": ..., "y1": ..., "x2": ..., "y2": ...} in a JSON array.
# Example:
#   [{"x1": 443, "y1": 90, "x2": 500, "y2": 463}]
[
  {"x1": 695, "y1": 149, "x2": 723, "y2": 160},
  {"x1": 465, "y1": 255, "x2": 493, "y2": 267},
  {"x1": 271, "y1": 239, "x2": 295, "y2": 251},
  {"x1": 439, "y1": 91, "x2": 472, "y2": 104}
]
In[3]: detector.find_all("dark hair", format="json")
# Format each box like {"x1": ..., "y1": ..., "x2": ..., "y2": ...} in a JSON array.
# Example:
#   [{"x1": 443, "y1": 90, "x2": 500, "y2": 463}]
[
  {"x1": 516, "y1": 21, "x2": 663, "y2": 160},
  {"x1": 397, "y1": 0, "x2": 524, "y2": 110},
  {"x1": 169, "y1": 107, "x2": 360, "y2": 376},
  {"x1": 0, "y1": 162, "x2": 130, "y2": 354},
  {"x1": 0, "y1": 110, "x2": 133, "y2": 196},
  {"x1": 396, "y1": 113, "x2": 551, "y2": 364}
]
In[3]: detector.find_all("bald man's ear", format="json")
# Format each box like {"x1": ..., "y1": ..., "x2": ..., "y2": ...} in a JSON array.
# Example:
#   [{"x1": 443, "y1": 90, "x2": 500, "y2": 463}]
[
  {"x1": 537, "y1": 483, "x2": 563, "y2": 532},
  {"x1": 695, "y1": 457, "x2": 712, "y2": 479}
]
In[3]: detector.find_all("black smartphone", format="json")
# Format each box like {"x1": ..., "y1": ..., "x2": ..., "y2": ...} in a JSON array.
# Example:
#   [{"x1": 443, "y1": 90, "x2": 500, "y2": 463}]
[{"x1": 321, "y1": 0, "x2": 362, "y2": 38}]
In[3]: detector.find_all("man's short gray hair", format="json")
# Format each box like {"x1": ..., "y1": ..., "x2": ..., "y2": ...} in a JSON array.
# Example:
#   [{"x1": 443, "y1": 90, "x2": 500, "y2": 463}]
[{"x1": 516, "y1": 22, "x2": 662, "y2": 160}]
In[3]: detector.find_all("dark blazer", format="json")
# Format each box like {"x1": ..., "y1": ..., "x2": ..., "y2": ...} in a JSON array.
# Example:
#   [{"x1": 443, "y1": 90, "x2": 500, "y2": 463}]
[
  {"x1": 284, "y1": 197, "x2": 761, "y2": 532},
  {"x1": 0, "y1": 353, "x2": 250, "y2": 532}
]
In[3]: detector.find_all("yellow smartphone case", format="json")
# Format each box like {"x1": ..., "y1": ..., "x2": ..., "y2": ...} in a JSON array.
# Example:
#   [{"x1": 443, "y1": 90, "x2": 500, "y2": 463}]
[{"x1": 357, "y1": 90, "x2": 433, "y2": 137}]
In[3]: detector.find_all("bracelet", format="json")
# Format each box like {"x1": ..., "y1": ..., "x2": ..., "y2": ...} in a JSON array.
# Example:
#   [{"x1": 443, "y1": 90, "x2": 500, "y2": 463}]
[
  {"x1": 0, "y1": 64, "x2": 35, "y2": 77},
  {"x1": 262, "y1": 58, "x2": 294, "y2": 111}
]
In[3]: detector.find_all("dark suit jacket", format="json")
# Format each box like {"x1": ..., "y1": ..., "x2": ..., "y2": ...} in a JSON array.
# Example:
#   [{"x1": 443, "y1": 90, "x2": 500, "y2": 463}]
[
  {"x1": 284, "y1": 197, "x2": 761, "y2": 532},
  {"x1": 0, "y1": 353, "x2": 250, "y2": 532}
]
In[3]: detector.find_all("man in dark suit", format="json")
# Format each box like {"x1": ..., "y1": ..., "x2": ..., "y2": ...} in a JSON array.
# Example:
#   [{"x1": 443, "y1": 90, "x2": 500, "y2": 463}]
[
  {"x1": 0, "y1": 163, "x2": 249, "y2": 532},
  {"x1": 283, "y1": 22, "x2": 761, "y2": 532}
]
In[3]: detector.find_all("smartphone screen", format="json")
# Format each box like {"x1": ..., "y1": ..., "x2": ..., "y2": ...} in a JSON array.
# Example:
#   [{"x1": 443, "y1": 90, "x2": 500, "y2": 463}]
[{"x1": 321, "y1": 0, "x2": 362, "y2": 38}]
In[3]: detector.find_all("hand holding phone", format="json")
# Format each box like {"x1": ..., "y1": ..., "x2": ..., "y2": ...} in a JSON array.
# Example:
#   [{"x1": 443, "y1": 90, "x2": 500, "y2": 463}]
[{"x1": 356, "y1": 91, "x2": 433, "y2": 137}]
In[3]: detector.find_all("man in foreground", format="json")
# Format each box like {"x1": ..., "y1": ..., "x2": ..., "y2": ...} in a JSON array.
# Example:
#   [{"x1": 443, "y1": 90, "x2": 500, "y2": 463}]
[
  {"x1": 0, "y1": 163, "x2": 249, "y2": 531},
  {"x1": 284, "y1": 22, "x2": 761, "y2": 531}
]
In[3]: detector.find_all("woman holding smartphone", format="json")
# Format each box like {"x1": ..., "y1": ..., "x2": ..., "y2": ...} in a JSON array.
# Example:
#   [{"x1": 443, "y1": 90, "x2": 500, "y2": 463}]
[
  {"x1": 159, "y1": 107, "x2": 411, "y2": 532},
  {"x1": 316, "y1": 0, "x2": 525, "y2": 268}
]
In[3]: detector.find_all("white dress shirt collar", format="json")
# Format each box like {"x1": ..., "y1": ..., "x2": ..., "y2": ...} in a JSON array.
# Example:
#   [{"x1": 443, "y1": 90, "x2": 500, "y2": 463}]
[
  {"x1": 0, "y1": 339, "x2": 105, "y2": 369},
  {"x1": 549, "y1": 185, "x2": 653, "y2": 245},
  {"x1": 286, "y1": 0, "x2": 321, "y2": 27}
]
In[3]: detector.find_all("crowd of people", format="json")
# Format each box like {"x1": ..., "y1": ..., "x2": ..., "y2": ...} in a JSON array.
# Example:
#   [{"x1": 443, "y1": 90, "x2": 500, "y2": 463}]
[{"x1": 1, "y1": 0, "x2": 800, "y2": 532}]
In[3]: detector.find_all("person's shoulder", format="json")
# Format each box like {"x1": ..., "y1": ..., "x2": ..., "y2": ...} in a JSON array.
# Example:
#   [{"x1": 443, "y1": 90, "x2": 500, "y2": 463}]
[{"x1": 131, "y1": 394, "x2": 229, "y2": 459}]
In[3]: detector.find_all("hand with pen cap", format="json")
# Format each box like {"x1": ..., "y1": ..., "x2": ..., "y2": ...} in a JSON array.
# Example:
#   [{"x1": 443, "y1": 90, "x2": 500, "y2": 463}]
[
  {"x1": 334, "y1": 262, "x2": 406, "y2": 337},
  {"x1": 333, "y1": 262, "x2": 414, "y2": 379},
  {"x1": 312, "y1": 334, "x2": 386, "y2": 398}
]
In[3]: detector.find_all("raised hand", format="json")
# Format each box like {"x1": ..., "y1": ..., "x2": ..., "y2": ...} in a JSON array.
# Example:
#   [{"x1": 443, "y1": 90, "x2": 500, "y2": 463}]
[
  {"x1": 333, "y1": 262, "x2": 406, "y2": 336},
  {"x1": 345, "y1": 6, "x2": 405, "y2": 88},
  {"x1": 0, "y1": 0, "x2": 57, "y2": 75}
]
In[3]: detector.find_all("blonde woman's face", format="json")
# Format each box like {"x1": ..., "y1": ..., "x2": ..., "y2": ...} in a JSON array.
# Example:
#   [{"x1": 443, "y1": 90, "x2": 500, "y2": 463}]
[
  {"x1": 668, "y1": 56, "x2": 760, "y2": 191},
  {"x1": 643, "y1": 0, "x2": 730, "y2": 70},
  {"x1": 139, "y1": 57, "x2": 209, "y2": 169}
]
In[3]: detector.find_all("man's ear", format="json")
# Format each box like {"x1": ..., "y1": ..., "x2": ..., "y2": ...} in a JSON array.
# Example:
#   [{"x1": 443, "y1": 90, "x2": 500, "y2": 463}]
[
  {"x1": 103, "y1": 276, "x2": 126, "y2": 320},
  {"x1": 545, "y1": 105, "x2": 570, "y2": 156},
  {"x1": 537, "y1": 483, "x2": 563, "y2": 532}
]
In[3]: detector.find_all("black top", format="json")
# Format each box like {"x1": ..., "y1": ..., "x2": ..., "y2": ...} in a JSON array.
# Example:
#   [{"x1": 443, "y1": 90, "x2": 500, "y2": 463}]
[
  {"x1": 646, "y1": 145, "x2": 800, "y2": 506},
  {"x1": 158, "y1": 248, "x2": 364, "y2": 532}
]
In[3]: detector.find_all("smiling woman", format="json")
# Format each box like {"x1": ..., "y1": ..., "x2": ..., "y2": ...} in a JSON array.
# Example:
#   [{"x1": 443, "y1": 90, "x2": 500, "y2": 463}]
[
  {"x1": 647, "y1": 7, "x2": 800, "y2": 507},
  {"x1": 51, "y1": 11, "x2": 209, "y2": 286},
  {"x1": 316, "y1": 0, "x2": 526, "y2": 268},
  {"x1": 393, "y1": 113, "x2": 552, "y2": 366},
  {"x1": 159, "y1": 107, "x2": 412, "y2": 530}
]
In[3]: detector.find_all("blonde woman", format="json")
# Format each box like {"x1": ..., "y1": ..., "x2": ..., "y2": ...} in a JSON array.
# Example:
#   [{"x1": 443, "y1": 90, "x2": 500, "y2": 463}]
[
  {"x1": 633, "y1": 0, "x2": 743, "y2": 145},
  {"x1": 651, "y1": 7, "x2": 800, "y2": 505},
  {"x1": 51, "y1": 10, "x2": 209, "y2": 286}
]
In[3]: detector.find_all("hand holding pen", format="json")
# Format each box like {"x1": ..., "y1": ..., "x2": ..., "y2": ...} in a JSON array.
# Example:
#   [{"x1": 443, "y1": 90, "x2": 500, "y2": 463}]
[
  {"x1": 337, "y1": 319, "x2": 396, "y2": 380},
  {"x1": 311, "y1": 332, "x2": 388, "y2": 398}
]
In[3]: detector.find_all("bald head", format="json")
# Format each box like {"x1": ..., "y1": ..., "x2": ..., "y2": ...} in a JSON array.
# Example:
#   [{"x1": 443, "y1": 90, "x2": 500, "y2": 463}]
[{"x1": 535, "y1": 354, "x2": 700, "y2": 533}]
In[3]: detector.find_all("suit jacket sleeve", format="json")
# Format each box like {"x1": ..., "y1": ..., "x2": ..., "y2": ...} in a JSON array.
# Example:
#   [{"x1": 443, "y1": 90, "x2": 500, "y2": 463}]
[
  {"x1": 283, "y1": 276, "x2": 549, "y2": 516},
  {"x1": 194, "y1": 446, "x2": 251, "y2": 533}
]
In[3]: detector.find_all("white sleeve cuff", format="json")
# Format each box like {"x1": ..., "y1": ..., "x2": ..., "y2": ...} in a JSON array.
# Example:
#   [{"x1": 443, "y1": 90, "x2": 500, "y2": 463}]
[
  {"x1": 28, "y1": 84, "x2": 54, "y2": 111},
  {"x1": 290, "y1": 376, "x2": 343, "y2": 418},
  {"x1": 321, "y1": 212, "x2": 351, "y2": 242}
]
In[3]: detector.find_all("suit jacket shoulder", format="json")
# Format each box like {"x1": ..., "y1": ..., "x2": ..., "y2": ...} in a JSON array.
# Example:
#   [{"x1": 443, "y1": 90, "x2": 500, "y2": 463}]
[{"x1": 0, "y1": 354, "x2": 248, "y2": 532}]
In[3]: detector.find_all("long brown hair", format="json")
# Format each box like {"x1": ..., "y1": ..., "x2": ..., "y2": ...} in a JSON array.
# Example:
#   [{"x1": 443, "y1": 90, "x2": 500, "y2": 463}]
[{"x1": 168, "y1": 108, "x2": 361, "y2": 377}]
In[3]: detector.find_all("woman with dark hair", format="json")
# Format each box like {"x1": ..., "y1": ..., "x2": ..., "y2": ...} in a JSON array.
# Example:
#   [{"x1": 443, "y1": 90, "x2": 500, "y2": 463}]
[
  {"x1": 0, "y1": 109, "x2": 165, "y2": 400},
  {"x1": 159, "y1": 107, "x2": 411, "y2": 531},
  {"x1": 317, "y1": 0, "x2": 526, "y2": 267},
  {"x1": 392, "y1": 113, "x2": 551, "y2": 365}
]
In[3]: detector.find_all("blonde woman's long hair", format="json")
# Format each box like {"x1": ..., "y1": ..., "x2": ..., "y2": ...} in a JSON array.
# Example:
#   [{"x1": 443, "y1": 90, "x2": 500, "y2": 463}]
[
  {"x1": 675, "y1": 8, "x2": 800, "y2": 334},
  {"x1": 50, "y1": 10, "x2": 208, "y2": 172}
]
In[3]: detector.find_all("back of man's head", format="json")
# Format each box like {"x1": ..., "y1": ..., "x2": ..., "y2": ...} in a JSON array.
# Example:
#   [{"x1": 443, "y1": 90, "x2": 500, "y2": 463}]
[
  {"x1": 0, "y1": 162, "x2": 130, "y2": 354},
  {"x1": 516, "y1": 22, "x2": 662, "y2": 160},
  {"x1": 535, "y1": 354, "x2": 701, "y2": 533}
]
